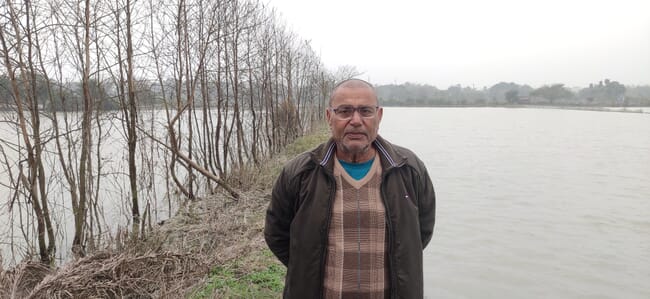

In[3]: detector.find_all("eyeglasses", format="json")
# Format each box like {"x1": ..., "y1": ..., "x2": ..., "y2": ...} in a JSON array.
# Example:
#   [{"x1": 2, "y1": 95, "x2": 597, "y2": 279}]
[{"x1": 329, "y1": 105, "x2": 379, "y2": 119}]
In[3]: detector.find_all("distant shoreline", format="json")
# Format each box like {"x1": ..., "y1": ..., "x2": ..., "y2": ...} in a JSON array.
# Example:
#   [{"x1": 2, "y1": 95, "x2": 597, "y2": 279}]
[
  {"x1": 516, "y1": 105, "x2": 648, "y2": 114},
  {"x1": 382, "y1": 105, "x2": 650, "y2": 113}
]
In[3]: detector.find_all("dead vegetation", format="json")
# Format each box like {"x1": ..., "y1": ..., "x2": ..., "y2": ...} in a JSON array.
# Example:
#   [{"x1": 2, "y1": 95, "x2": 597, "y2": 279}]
[
  {"x1": 1, "y1": 190, "x2": 270, "y2": 299},
  {"x1": 0, "y1": 262, "x2": 50, "y2": 299},
  {"x1": 28, "y1": 251, "x2": 204, "y2": 298}
]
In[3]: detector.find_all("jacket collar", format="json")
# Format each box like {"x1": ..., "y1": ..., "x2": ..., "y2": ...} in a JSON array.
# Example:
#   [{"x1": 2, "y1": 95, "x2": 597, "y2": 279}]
[{"x1": 312, "y1": 135, "x2": 406, "y2": 170}]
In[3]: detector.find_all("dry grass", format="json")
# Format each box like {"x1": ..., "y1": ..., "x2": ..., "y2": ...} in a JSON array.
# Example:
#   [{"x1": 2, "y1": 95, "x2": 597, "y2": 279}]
[
  {"x1": 28, "y1": 251, "x2": 205, "y2": 298},
  {"x1": 1, "y1": 190, "x2": 269, "y2": 299},
  {"x1": 0, "y1": 261, "x2": 50, "y2": 299}
]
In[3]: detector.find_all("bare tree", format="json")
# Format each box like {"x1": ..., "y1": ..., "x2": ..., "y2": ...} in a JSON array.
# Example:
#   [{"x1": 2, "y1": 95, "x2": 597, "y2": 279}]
[
  {"x1": 109, "y1": 0, "x2": 141, "y2": 238},
  {"x1": 71, "y1": 0, "x2": 94, "y2": 257},
  {"x1": 0, "y1": 0, "x2": 56, "y2": 264}
]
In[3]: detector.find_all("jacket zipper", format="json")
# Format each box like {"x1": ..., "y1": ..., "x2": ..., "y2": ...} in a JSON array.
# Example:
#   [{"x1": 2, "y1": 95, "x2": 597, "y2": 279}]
[
  {"x1": 381, "y1": 169, "x2": 398, "y2": 299},
  {"x1": 319, "y1": 170, "x2": 336, "y2": 299}
]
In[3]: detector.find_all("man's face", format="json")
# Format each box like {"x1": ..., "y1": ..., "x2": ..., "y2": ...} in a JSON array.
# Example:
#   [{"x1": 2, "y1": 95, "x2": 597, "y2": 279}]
[{"x1": 326, "y1": 86, "x2": 383, "y2": 158}]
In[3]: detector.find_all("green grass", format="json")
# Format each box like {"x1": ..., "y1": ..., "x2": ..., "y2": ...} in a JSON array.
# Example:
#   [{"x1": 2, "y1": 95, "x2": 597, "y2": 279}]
[
  {"x1": 262, "y1": 125, "x2": 330, "y2": 184},
  {"x1": 283, "y1": 126, "x2": 330, "y2": 157},
  {"x1": 190, "y1": 127, "x2": 328, "y2": 298},
  {"x1": 190, "y1": 250, "x2": 286, "y2": 299}
]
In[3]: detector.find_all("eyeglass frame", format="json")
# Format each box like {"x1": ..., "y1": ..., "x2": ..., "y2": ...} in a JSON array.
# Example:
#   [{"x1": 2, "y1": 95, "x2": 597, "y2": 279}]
[{"x1": 328, "y1": 105, "x2": 380, "y2": 120}]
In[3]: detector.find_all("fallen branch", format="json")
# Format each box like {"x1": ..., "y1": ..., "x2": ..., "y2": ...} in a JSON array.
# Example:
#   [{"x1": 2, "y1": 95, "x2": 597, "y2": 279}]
[{"x1": 135, "y1": 121, "x2": 240, "y2": 200}]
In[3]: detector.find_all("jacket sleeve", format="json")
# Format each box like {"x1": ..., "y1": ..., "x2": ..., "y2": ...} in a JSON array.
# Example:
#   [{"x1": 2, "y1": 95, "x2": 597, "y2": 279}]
[
  {"x1": 416, "y1": 159, "x2": 436, "y2": 249},
  {"x1": 264, "y1": 167, "x2": 296, "y2": 266}
]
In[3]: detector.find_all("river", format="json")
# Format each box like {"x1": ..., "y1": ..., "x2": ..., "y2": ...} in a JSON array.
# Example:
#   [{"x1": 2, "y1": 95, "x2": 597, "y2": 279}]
[{"x1": 380, "y1": 107, "x2": 650, "y2": 298}]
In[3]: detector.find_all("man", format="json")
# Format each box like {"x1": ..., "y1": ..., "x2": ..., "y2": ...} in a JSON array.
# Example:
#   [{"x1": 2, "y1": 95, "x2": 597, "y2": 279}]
[{"x1": 264, "y1": 79, "x2": 435, "y2": 298}]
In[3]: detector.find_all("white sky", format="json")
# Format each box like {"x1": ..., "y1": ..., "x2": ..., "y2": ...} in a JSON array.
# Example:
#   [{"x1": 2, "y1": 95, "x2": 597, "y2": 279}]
[{"x1": 266, "y1": 0, "x2": 650, "y2": 88}]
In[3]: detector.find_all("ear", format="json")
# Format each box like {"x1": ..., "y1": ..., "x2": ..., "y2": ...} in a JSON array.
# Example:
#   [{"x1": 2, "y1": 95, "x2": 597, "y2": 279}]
[
  {"x1": 376, "y1": 106, "x2": 383, "y2": 123},
  {"x1": 326, "y1": 107, "x2": 332, "y2": 122}
]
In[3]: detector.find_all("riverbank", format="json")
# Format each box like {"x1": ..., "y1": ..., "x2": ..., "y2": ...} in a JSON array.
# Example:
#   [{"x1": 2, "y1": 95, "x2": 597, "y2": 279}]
[
  {"x1": 0, "y1": 126, "x2": 330, "y2": 298},
  {"x1": 383, "y1": 105, "x2": 650, "y2": 114},
  {"x1": 511, "y1": 105, "x2": 649, "y2": 113}
]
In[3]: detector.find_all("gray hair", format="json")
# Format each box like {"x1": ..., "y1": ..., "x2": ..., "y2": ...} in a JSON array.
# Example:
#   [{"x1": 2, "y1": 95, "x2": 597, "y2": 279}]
[{"x1": 329, "y1": 78, "x2": 378, "y2": 106}]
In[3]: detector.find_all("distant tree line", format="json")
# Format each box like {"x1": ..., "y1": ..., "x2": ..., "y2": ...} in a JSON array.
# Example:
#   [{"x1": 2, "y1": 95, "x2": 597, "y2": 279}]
[{"x1": 377, "y1": 80, "x2": 650, "y2": 107}]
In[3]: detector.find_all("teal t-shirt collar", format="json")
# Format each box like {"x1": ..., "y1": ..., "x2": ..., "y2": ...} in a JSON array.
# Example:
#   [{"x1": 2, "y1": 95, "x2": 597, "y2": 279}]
[{"x1": 338, "y1": 157, "x2": 375, "y2": 180}]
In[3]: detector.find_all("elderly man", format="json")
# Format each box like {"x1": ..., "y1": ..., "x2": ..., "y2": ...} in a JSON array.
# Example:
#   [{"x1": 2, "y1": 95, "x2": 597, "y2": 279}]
[{"x1": 265, "y1": 79, "x2": 435, "y2": 298}]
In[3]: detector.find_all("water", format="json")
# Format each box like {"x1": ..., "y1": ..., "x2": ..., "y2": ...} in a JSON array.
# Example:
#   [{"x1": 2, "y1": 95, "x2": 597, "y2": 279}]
[
  {"x1": 380, "y1": 107, "x2": 650, "y2": 299},
  {"x1": 0, "y1": 109, "x2": 241, "y2": 265},
  {"x1": 0, "y1": 107, "x2": 292, "y2": 265}
]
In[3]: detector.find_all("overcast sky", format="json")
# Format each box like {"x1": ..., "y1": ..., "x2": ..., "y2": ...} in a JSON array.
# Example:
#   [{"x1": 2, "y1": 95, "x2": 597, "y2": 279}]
[{"x1": 266, "y1": 0, "x2": 650, "y2": 88}]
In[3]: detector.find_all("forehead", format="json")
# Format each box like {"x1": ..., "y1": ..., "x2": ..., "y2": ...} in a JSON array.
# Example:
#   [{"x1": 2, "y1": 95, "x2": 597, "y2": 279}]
[{"x1": 331, "y1": 86, "x2": 378, "y2": 106}]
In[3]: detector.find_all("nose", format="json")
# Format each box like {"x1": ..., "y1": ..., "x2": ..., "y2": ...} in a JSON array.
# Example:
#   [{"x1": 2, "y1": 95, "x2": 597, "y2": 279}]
[{"x1": 348, "y1": 109, "x2": 363, "y2": 125}]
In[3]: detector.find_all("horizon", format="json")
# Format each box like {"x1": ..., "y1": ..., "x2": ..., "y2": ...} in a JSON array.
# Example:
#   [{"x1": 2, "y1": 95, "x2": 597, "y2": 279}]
[{"x1": 369, "y1": 80, "x2": 649, "y2": 90}]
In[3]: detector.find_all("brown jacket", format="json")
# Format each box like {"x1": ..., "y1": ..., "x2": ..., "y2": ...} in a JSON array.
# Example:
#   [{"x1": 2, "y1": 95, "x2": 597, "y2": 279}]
[{"x1": 264, "y1": 135, "x2": 436, "y2": 298}]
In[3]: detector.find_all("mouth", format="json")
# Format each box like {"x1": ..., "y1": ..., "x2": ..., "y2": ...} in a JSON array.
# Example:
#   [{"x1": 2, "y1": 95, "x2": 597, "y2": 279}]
[{"x1": 344, "y1": 132, "x2": 368, "y2": 139}]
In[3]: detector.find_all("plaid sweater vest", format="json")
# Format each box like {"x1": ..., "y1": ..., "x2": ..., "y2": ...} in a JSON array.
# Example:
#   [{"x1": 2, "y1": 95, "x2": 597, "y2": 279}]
[{"x1": 323, "y1": 153, "x2": 389, "y2": 299}]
